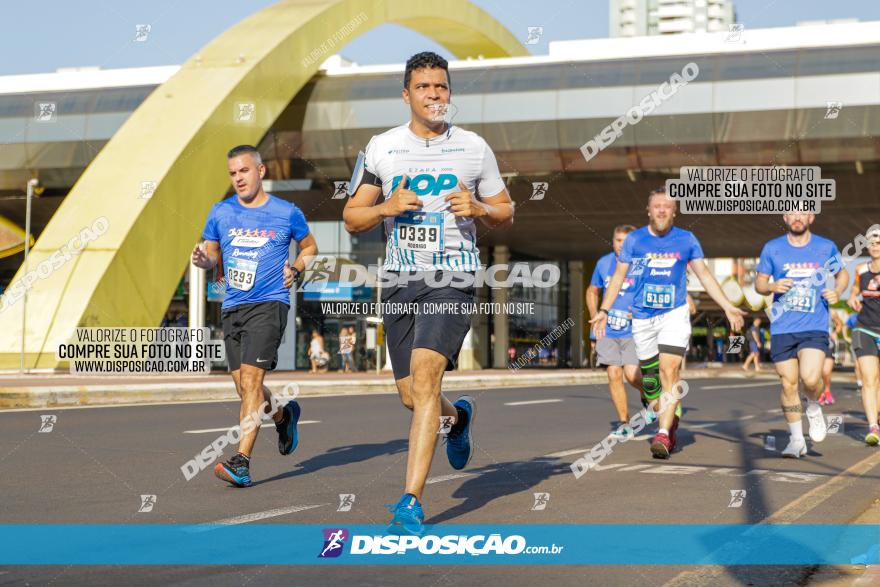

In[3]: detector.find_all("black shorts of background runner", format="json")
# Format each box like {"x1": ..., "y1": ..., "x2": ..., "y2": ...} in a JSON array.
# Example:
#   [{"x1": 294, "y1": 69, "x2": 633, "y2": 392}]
[
  {"x1": 852, "y1": 324, "x2": 880, "y2": 358},
  {"x1": 853, "y1": 263, "x2": 880, "y2": 358},
  {"x1": 382, "y1": 271, "x2": 474, "y2": 380},
  {"x1": 222, "y1": 301, "x2": 289, "y2": 371}
]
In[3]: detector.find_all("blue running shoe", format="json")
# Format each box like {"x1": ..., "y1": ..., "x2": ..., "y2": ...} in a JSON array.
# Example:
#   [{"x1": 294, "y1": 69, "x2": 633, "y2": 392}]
[
  {"x1": 386, "y1": 493, "x2": 425, "y2": 536},
  {"x1": 446, "y1": 396, "x2": 476, "y2": 470},
  {"x1": 276, "y1": 400, "x2": 301, "y2": 455},
  {"x1": 214, "y1": 453, "x2": 252, "y2": 487}
]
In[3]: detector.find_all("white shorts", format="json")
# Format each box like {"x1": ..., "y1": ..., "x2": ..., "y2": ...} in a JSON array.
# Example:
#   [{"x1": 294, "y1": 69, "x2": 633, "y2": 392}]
[{"x1": 631, "y1": 303, "x2": 691, "y2": 361}]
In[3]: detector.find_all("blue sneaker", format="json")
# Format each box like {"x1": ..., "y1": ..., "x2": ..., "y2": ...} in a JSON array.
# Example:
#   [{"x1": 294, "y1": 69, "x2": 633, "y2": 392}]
[
  {"x1": 446, "y1": 396, "x2": 476, "y2": 470},
  {"x1": 386, "y1": 493, "x2": 425, "y2": 536},
  {"x1": 276, "y1": 400, "x2": 301, "y2": 455},
  {"x1": 214, "y1": 453, "x2": 252, "y2": 487}
]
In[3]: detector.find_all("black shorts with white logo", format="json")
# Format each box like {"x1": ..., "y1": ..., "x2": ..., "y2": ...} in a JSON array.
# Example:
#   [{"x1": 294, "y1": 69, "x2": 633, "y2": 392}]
[
  {"x1": 382, "y1": 271, "x2": 474, "y2": 380},
  {"x1": 221, "y1": 301, "x2": 289, "y2": 371}
]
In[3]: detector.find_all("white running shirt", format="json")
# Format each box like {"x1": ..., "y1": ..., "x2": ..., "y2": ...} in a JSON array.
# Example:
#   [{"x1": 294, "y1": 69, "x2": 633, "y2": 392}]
[{"x1": 364, "y1": 123, "x2": 505, "y2": 271}]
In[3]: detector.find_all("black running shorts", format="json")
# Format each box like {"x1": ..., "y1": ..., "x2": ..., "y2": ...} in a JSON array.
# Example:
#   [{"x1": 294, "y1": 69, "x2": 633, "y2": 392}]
[
  {"x1": 853, "y1": 327, "x2": 880, "y2": 359},
  {"x1": 382, "y1": 271, "x2": 474, "y2": 380},
  {"x1": 221, "y1": 301, "x2": 289, "y2": 371}
]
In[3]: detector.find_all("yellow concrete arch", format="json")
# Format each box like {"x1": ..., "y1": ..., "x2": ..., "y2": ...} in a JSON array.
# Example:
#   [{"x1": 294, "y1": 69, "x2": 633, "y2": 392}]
[{"x1": 0, "y1": 0, "x2": 527, "y2": 369}]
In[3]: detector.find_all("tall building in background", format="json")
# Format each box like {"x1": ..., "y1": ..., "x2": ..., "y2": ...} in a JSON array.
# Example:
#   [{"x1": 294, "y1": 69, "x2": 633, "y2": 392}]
[{"x1": 610, "y1": 0, "x2": 736, "y2": 37}]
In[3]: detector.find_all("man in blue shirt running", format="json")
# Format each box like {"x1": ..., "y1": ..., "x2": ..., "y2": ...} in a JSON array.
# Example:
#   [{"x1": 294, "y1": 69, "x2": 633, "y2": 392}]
[
  {"x1": 587, "y1": 225, "x2": 644, "y2": 437},
  {"x1": 755, "y1": 212, "x2": 847, "y2": 459},
  {"x1": 591, "y1": 188, "x2": 745, "y2": 459},
  {"x1": 192, "y1": 144, "x2": 318, "y2": 486}
]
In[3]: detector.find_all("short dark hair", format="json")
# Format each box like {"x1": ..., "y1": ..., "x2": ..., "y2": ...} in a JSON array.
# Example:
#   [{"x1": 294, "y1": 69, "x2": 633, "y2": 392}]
[
  {"x1": 613, "y1": 224, "x2": 636, "y2": 236},
  {"x1": 227, "y1": 144, "x2": 262, "y2": 165},
  {"x1": 404, "y1": 51, "x2": 450, "y2": 89}
]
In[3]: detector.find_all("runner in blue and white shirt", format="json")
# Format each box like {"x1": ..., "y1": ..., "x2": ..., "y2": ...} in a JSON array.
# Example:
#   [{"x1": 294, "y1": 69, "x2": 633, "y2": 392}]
[
  {"x1": 343, "y1": 52, "x2": 514, "y2": 536},
  {"x1": 755, "y1": 212, "x2": 848, "y2": 458},
  {"x1": 591, "y1": 188, "x2": 744, "y2": 459}
]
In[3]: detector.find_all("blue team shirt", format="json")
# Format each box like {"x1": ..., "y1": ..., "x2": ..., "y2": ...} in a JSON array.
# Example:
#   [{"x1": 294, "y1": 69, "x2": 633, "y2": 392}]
[
  {"x1": 756, "y1": 234, "x2": 840, "y2": 335},
  {"x1": 590, "y1": 252, "x2": 637, "y2": 337},
  {"x1": 619, "y1": 226, "x2": 704, "y2": 319},
  {"x1": 202, "y1": 194, "x2": 310, "y2": 310}
]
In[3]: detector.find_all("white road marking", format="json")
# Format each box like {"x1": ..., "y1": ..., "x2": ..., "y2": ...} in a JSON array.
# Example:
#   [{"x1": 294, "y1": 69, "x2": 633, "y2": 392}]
[
  {"x1": 767, "y1": 408, "x2": 782, "y2": 414},
  {"x1": 687, "y1": 422, "x2": 717, "y2": 429},
  {"x1": 618, "y1": 464, "x2": 653, "y2": 472},
  {"x1": 701, "y1": 382, "x2": 778, "y2": 390},
  {"x1": 184, "y1": 421, "x2": 320, "y2": 434},
  {"x1": 586, "y1": 463, "x2": 827, "y2": 484},
  {"x1": 544, "y1": 435, "x2": 653, "y2": 458},
  {"x1": 545, "y1": 448, "x2": 590, "y2": 458},
  {"x1": 504, "y1": 399, "x2": 562, "y2": 406},
  {"x1": 738, "y1": 414, "x2": 756, "y2": 421},
  {"x1": 206, "y1": 504, "x2": 325, "y2": 526},
  {"x1": 426, "y1": 472, "x2": 476, "y2": 484}
]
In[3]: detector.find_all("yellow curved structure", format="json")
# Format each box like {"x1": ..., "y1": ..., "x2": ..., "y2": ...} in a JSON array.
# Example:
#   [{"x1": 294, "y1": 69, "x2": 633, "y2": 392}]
[
  {"x1": 0, "y1": 0, "x2": 527, "y2": 369},
  {"x1": 0, "y1": 215, "x2": 32, "y2": 259}
]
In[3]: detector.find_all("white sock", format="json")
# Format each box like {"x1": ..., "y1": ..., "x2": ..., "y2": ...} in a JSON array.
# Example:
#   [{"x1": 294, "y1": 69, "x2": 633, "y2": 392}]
[
  {"x1": 857, "y1": 380, "x2": 863, "y2": 387},
  {"x1": 788, "y1": 421, "x2": 804, "y2": 440},
  {"x1": 658, "y1": 428, "x2": 669, "y2": 436},
  {"x1": 806, "y1": 401, "x2": 821, "y2": 416}
]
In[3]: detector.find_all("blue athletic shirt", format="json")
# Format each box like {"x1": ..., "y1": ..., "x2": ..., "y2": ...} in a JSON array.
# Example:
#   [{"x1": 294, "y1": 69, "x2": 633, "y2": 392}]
[
  {"x1": 756, "y1": 233, "x2": 841, "y2": 335},
  {"x1": 590, "y1": 251, "x2": 637, "y2": 337},
  {"x1": 202, "y1": 194, "x2": 310, "y2": 310},
  {"x1": 619, "y1": 225, "x2": 704, "y2": 319}
]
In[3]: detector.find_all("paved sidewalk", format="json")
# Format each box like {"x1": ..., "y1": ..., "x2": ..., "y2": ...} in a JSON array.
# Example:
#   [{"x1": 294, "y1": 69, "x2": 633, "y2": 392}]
[{"x1": 0, "y1": 365, "x2": 856, "y2": 409}]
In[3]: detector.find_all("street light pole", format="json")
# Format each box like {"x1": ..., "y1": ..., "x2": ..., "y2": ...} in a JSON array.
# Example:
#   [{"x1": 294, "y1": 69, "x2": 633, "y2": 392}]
[{"x1": 21, "y1": 179, "x2": 38, "y2": 373}]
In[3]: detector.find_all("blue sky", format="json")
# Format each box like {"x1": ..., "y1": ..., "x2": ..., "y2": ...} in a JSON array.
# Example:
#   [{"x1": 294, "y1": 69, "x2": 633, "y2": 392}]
[{"x1": 3, "y1": 0, "x2": 880, "y2": 75}]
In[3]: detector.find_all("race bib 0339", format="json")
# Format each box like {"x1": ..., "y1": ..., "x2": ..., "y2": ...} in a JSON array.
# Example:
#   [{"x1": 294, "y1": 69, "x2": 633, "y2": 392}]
[{"x1": 394, "y1": 211, "x2": 444, "y2": 253}]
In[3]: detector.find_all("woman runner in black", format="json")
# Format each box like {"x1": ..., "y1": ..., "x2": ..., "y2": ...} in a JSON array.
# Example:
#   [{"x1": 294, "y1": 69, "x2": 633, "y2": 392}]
[{"x1": 848, "y1": 229, "x2": 880, "y2": 445}]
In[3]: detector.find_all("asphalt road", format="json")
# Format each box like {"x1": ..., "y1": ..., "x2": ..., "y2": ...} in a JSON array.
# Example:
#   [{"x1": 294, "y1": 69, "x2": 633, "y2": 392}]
[{"x1": 1, "y1": 377, "x2": 878, "y2": 586}]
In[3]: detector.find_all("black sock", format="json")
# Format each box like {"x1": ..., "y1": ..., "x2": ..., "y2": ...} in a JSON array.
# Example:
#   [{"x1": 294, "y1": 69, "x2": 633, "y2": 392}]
[{"x1": 450, "y1": 406, "x2": 469, "y2": 433}]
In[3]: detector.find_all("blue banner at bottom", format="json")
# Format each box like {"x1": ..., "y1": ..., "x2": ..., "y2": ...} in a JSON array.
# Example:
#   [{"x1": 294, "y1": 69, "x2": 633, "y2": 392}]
[{"x1": 1, "y1": 524, "x2": 879, "y2": 565}]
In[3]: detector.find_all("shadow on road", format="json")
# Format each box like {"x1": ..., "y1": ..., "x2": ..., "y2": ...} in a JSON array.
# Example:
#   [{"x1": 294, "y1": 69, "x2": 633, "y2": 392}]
[
  {"x1": 692, "y1": 407, "x2": 821, "y2": 586},
  {"x1": 427, "y1": 457, "x2": 571, "y2": 524},
  {"x1": 254, "y1": 439, "x2": 408, "y2": 486}
]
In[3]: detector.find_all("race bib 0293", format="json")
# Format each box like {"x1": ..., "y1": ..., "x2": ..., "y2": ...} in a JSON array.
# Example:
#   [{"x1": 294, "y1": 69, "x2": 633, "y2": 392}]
[{"x1": 227, "y1": 257, "x2": 258, "y2": 291}]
